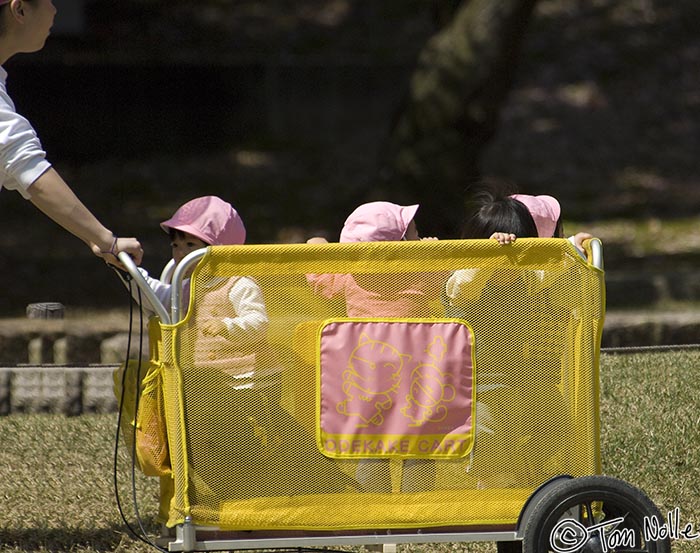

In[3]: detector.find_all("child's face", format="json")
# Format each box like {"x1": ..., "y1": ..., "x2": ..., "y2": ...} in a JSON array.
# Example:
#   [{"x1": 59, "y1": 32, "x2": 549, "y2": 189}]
[{"x1": 171, "y1": 232, "x2": 208, "y2": 265}]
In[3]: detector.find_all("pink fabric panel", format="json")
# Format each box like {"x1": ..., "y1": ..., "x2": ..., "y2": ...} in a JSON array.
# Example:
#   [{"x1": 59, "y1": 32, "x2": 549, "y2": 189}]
[{"x1": 319, "y1": 320, "x2": 474, "y2": 458}]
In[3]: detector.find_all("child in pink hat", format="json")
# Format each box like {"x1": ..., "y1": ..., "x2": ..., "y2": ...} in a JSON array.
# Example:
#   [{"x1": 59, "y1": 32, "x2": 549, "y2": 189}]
[
  {"x1": 160, "y1": 195, "x2": 246, "y2": 249},
  {"x1": 504, "y1": 194, "x2": 592, "y2": 253},
  {"x1": 446, "y1": 185, "x2": 593, "y2": 308},
  {"x1": 132, "y1": 196, "x2": 274, "y2": 390},
  {"x1": 338, "y1": 201, "x2": 421, "y2": 243},
  {"x1": 509, "y1": 194, "x2": 561, "y2": 239},
  {"x1": 125, "y1": 197, "x2": 362, "y2": 496},
  {"x1": 445, "y1": 184, "x2": 585, "y2": 486},
  {"x1": 307, "y1": 201, "x2": 441, "y2": 493},
  {"x1": 458, "y1": 185, "x2": 591, "y2": 252},
  {"x1": 306, "y1": 201, "x2": 439, "y2": 317}
]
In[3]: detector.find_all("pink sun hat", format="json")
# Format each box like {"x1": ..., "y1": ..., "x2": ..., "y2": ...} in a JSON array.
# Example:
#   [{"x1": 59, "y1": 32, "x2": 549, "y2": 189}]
[
  {"x1": 510, "y1": 194, "x2": 561, "y2": 238},
  {"x1": 339, "y1": 201, "x2": 419, "y2": 243},
  {"x1": 161, "y1": 196, "x2": 246, "y2": 246}
]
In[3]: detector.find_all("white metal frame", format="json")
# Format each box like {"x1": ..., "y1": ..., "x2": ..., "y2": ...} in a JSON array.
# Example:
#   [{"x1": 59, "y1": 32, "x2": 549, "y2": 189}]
[{"x1": 161, "y1": 520, "x2": 519, "y2": 553}]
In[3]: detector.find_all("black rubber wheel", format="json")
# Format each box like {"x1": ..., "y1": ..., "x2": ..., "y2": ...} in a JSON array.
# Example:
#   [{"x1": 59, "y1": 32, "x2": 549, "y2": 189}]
[
  {"x1": 523, "y1": 475, "x2": 670, "y2": 553},
  {"x1": 497, "y1": 541, "x2": 523, "y2": 553}
]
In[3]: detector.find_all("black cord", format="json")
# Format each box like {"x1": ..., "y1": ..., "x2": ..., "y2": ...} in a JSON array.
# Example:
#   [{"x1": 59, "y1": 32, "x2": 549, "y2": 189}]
[{"x1": 112, "y1": 275, "x2": 168, "y2": 552}]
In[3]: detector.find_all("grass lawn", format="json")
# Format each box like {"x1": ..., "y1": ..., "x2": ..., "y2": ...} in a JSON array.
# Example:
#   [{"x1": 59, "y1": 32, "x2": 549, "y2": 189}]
[{"x1": 0, "y1": 350, "x2": 698, "y2": 552}]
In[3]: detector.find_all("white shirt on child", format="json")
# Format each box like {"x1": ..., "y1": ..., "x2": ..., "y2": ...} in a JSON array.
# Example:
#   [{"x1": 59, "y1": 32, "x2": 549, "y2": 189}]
[
  {"x1": 134, "y1": 268, "x2": 269, "y2": 344},
  {"x1": 445, "y1": 236, "x2": 587, "y2": 303},
  {"x1": 134, "y1": 267, "x2": 276, "y2": 390},
  {"x1": 0, "y1": 67, "x2": 52, "y2": 198}
]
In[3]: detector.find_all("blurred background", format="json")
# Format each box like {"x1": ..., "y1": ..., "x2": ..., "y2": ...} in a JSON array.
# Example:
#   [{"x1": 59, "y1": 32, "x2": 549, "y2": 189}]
[{"x1": 0, "y1": 0, "x2": 698, "y2": 316}]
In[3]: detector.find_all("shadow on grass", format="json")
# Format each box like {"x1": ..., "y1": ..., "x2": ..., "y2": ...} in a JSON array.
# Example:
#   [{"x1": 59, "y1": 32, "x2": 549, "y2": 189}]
[{"x1": 0, "y1": 521, "x2": 160, "y2": 552}]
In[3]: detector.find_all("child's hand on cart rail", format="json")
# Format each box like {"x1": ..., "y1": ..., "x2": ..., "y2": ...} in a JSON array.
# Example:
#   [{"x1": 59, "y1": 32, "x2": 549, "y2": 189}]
[
  {"x1": 571, "y1": 232, "x2": 593, "y2": 251},
  {"x1": 490, "y1": 232, "x2": 517, "y2": 245}
]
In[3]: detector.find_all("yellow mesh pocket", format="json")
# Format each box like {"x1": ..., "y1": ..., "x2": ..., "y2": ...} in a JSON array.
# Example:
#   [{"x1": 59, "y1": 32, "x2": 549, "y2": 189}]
[
  {"x1": 135, "y1": 361, "x2": 170, "y2": 477},
  {"x1": 113, "y1": 319, "x2": 170, "y2": 477},
  {"x1": 113, "y1": 359, "x2": 141, "y2": 459}
]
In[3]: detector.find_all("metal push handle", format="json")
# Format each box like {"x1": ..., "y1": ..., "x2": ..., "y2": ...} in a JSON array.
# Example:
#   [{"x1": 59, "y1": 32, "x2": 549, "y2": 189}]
[
  {"x1": 117, "y1": 251, "x2": 171, "y2": 324},
  {"x1": 170, "y1": 248, "x2": 208, "y2": 323}
]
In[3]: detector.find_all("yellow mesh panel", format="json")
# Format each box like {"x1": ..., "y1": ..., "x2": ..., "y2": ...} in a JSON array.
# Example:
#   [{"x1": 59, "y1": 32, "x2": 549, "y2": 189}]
[{"x1": 155, "y1": 238, "x2": 604, "y2": 531}]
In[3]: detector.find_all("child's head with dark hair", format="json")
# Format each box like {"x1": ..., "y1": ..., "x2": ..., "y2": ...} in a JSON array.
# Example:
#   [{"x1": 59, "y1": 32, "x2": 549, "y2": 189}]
[
  {"x1": 462, "y1": 183, "x2": 539, "y2": 239},
  {"x1": 161, "y1": 195, "x2": 246, "y2": 266}
]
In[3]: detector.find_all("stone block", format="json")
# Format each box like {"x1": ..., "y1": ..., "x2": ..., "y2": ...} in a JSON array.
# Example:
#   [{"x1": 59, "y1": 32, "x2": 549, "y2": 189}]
[
  {"x1": 26, "y1": 302, "x2": 65, "y2": 319},
  {"x1": 605, "y1": 276, "x2": 660, "y2": 309},
  {"x1": 11, "y1": 366, "x2": 68, "y2": 414},
  {"x1": 0, "y1": 370, "x2": 10, "y2": 416},
  {"x1": 63, "y1": 369, "x2": 84, "y2": 416},
  {"x1": 668, "y1": 273, "x2": 700, "y2": 302},
  {"x1": 601, "y1": 322, "x2": 661, "y2": 349},
  {"x1": 82, "y1": 365, "x2": 119, "y2": 414},
  {"x1": 28, "y1": 336, "x2": 55, "y2": 365},
  {"x1": 659, "y1": 322, "x2": 700, "y2": 346}
]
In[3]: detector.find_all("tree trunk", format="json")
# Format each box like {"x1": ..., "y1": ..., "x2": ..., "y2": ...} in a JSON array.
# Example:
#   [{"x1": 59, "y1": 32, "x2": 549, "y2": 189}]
[{"x1": 379, "y1": 0, "x2": 539, "y2": 238}]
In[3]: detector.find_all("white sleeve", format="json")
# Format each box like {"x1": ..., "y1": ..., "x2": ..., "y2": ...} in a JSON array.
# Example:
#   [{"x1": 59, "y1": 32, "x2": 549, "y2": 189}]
[
  {"x1": 444, "y1": 269, "x2": 478, "y2": 300},
  {"x1": 0, "y1": 85, "x2": 52, "y2": 197},
  {"x1": 222, "y1": 277, "x2": 269, "y2": 345},
  {"x1": 127, "y1": 268, "x2": 172, "y2": 318}
]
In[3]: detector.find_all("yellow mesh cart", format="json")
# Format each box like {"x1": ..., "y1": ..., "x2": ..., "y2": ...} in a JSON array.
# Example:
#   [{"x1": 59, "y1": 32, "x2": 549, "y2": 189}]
[{"x1": 119, "y1": 239, "x2": 669, "y2": 553}]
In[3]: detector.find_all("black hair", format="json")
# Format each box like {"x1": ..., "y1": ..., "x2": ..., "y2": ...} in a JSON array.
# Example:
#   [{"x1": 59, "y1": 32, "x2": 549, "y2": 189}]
[
  {"x1": 462, "y1": 182, "x2": 538, "y2": 239},
  {"x1": 168, "y1": 228, "x2": 210, "y2": 245},
  {"x1": 552, "y1": 218, "x2": 564, "y2": 238}
]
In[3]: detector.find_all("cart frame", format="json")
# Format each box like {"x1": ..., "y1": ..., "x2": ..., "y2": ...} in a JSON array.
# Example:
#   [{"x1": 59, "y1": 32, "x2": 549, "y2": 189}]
[{"x1": 117, "y1": 238, "x2": 668, "y2": 553}]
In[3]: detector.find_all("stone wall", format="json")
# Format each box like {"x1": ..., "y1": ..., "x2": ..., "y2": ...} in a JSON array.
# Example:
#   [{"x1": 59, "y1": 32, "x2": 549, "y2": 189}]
[
  {"x1": 0, "y1": 311, "x2": 148, "y2": 416},
  {"x1": 0, "y1": 313, "x2": 699, "y2": 415},
  {"x1": 0, "y1": 365, "x2": 118, "y2": 416}
]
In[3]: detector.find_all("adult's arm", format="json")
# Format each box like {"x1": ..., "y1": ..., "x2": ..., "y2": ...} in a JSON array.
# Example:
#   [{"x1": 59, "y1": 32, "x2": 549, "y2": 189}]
[{"x1": 27, "y1": 167, "x2": 143, "y2": 265}]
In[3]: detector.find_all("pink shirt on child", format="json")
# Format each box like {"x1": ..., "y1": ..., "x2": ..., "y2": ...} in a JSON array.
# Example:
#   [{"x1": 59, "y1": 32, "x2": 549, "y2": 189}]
[{"x1": 306, "y1": 272, "x2": 441, "y2": 318}]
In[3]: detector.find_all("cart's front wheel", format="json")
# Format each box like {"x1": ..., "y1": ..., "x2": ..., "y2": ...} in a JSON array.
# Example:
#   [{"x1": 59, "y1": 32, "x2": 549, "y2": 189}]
[{"x1": 522, "y1": 475, "x2": 670, "y2": 553}]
